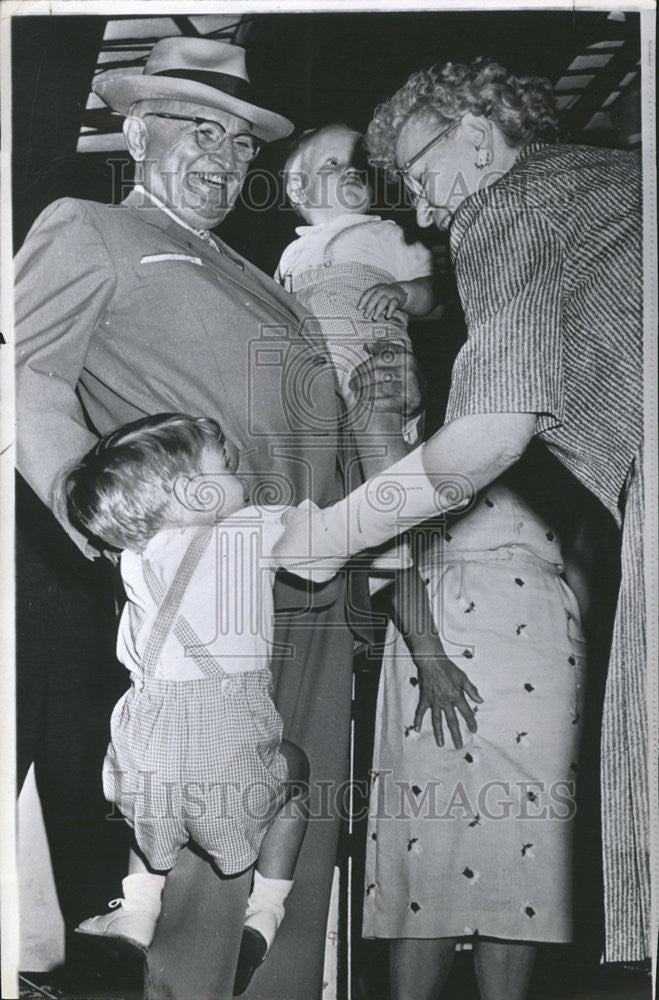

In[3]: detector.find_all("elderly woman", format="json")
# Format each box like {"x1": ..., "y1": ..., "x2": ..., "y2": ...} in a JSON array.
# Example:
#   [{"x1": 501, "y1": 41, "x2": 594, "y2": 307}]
[{"x1": 353, "y1": 58, "x2": 646, "y2": 998}]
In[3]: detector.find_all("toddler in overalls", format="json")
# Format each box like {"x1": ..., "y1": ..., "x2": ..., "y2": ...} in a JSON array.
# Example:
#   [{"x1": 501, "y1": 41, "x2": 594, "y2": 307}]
[
  {"x1": 59, "y1": 412, "x2": 438, "y2": 989},
  {"x1": 277, "y1": 122, "x2": 436, "y2": 482}
]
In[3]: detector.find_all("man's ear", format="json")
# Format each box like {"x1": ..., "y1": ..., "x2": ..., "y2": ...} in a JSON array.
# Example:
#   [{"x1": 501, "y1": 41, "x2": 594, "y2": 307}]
[{"x1": 124, "y1": 115, "x2": 148, "y2": 162}]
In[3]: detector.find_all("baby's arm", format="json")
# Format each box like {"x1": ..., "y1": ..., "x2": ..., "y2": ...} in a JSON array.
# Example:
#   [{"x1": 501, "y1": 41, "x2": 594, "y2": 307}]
[{"x1": 357, "y1": 276, "x2": 435, "y2": 320}]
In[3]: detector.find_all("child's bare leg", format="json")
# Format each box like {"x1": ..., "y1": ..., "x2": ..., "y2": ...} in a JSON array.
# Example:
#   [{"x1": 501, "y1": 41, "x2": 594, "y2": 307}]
[
  {"x1": 353, "y1": 413, "x2": 411, "y2": 483},
  {"x1": 128, "y1": 844, "x2": 150, "y2": 874},
  {"x1": 235, "y1": 741, "x2": 310, "y2": 994},
  {"x1": 256, "y1": 739, "x2": 310, "y2": 879}
]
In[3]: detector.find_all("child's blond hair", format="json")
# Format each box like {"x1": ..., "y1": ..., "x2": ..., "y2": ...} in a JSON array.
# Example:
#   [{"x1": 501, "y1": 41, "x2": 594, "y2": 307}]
[{"x1": 57, "y1": 413, "x2": 224, "y2": 551}]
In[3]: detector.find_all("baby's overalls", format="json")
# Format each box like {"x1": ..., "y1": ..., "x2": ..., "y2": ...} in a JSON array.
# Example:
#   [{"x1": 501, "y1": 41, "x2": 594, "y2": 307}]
[
  {"x1": 283, "y1": 220, "x2": 412, "y2": 393},
  {"x1": 103, "y1": 527, "x2": 288, "y2": 875}
]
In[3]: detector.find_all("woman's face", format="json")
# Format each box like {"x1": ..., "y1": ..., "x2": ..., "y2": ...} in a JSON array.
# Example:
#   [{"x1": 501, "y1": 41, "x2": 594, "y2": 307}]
[{"x1": 395, "y1": 113, "x2": 486, "y2": 231}]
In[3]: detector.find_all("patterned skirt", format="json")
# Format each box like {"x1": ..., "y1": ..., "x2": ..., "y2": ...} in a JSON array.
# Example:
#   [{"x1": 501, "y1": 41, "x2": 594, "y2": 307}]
[
  {"x1": 103, "y1": 667, "x2": 288, "y2": 874},
  {"x1": 363, "y1": 484, "x2": 586, "y2": 942}
]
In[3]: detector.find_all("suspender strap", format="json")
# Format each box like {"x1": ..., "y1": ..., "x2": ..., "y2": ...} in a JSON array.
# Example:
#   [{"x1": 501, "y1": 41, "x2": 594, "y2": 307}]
[
  {"x1": 323, "y1": 219, "x2": 379, "y2": 267},
  {"x1": 141, "y1": 528, "x2": 214, "y2": 677},
  {"x1": 142, "y1": 559, "x2": 221, "y2": 677}
]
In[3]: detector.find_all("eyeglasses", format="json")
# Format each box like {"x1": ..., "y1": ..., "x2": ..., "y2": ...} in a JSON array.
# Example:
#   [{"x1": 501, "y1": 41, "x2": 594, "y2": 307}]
[
  {"x1": 395, "y1": 119, "x2": 460, "y2": 204},
  {"x1": 143, "y1": 112, "x2": 261, "y2": 162}
]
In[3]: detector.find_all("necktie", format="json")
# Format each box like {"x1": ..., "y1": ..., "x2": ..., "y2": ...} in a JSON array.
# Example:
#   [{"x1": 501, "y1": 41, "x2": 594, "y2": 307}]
[{"x1": 193, "y1": 228, "x2": 220, "y2": 251}]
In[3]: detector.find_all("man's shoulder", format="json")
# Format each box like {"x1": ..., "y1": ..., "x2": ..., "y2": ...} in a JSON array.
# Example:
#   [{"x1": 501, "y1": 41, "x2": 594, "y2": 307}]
[
  {"x1": 24, "y1": 197, "x2": 131, "y2": 246},
  {"x1": 34, "y1": 196, "x2": 115, "y2": 225}
]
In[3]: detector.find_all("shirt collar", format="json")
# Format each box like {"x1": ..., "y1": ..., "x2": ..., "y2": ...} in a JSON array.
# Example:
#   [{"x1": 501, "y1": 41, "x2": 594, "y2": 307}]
[
  {"x1": 140, "y1": 506, "x2": 278, "y2": 559},
  {"x1": 132, "y1": 184, "x2": 218, "y2": 246},
  {"x1": 294, "y1": 212, "x2": 379, "y2": 238},
  {"x1": 140, "y1": 525, "x2": 197, "y2": 560}
]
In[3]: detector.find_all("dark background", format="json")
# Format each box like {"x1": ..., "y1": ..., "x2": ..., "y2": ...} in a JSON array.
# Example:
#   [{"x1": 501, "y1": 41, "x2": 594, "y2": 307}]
[
  {"x1": 11, "y1": 10, "x2": 646, "y2": 999},
  {"x1": 12, "y1": 9, "x2": 642, "y2": 260}
]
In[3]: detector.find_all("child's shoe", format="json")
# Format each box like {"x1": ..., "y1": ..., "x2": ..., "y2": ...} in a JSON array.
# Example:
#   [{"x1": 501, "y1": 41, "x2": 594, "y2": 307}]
[
  {"x1": 233, "y1": 872, "x2": 292, "y2": 995},
  {"x1": 233, "y1": 927, "x2": 269, "y2": 996},
  {"x1": 74, "y1": 873, "x2": 164, "y2": 957}
]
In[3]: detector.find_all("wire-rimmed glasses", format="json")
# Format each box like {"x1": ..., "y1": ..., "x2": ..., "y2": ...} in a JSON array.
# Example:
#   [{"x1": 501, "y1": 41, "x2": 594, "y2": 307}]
[{"x1": 394, "y1": 119, "x2": 460, "y2": 204}]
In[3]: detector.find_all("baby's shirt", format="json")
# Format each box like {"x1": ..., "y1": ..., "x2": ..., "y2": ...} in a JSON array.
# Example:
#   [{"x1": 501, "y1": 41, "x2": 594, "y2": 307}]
[
  {"x1": 275, "y1": 213, "x2": 433, "y2": 288},
  {"x1": 276, "y1": 214, "x2": 432, "y2": 407},
  {"x1": 116, "y1": 448, "x2": 438, "y2": 684}
]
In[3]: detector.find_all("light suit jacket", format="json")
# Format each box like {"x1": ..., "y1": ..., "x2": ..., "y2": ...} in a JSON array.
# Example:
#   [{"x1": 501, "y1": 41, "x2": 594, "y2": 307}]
[
  {"x1": 14, "y1": 191, "x2": 377, "y2": 1000},
  {"x1": 15, "y1": 190, "x2": 347, "y2": 559}
]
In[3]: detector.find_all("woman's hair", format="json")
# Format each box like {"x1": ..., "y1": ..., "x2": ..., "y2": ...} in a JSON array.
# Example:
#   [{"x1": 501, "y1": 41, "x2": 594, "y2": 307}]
[
  {"x1": 56, "y1": 413, "x2": 224, "y2": 552},
  {"x1": 366, "y1": 57, "x2": 559, "y2": 175}
]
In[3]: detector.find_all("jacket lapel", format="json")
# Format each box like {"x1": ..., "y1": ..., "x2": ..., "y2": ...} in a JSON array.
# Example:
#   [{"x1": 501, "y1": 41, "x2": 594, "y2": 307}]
[{"x1": 121, "y1": 190, "x2": 323, "y2": 348}]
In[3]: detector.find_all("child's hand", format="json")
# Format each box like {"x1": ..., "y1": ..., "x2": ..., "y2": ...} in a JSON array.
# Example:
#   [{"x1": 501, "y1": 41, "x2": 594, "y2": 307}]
[{"x1": 358, "y1": 282, "x2": 408, "y2": 321}]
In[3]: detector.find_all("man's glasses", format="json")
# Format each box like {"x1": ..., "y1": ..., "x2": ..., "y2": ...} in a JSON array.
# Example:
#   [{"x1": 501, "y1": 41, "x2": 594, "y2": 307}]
[
  {"x1": 144, "y1": 112, "x2": 261, "y2": 162},
  {"x1": 395, "y1": 119, "x2": 460, "y2": 204}
]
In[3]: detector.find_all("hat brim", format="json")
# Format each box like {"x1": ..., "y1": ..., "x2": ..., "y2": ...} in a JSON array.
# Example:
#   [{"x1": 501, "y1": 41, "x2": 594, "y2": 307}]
[{"x1": 93, "y1": 70, "x2": 293, "y2": 143}]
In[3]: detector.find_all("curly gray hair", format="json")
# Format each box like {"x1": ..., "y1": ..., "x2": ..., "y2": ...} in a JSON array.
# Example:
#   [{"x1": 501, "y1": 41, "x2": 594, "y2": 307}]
[{"x1": 366, "y1": 57, "x2": 559, "y2": 175}]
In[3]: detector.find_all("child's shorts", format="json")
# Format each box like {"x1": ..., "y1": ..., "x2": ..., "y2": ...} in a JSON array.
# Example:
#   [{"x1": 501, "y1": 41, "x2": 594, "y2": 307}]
[
  {"x1": 290, "y1": 262, "x2": 413, "y2": 395},
  {"x1": 102, "y1": 668, "x2": 289, "y2": 874}
]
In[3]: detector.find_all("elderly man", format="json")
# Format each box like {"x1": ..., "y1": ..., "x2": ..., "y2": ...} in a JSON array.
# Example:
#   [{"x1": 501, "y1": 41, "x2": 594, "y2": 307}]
[{"x1": 15, "y1": 37, "x2": 421, "y2": 999}]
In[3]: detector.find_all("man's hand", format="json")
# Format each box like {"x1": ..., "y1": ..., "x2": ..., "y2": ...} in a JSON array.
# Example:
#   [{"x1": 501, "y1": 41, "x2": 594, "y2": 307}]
[
  {"x1": 358, "y1": 282, "x2": 408, "y2": 321},
  {"x1": 414, "y1": 653, "x2": 483, "y2": 749},
  {"x1": 348, "y1": 340, "x2": 424, "y2": 418}
]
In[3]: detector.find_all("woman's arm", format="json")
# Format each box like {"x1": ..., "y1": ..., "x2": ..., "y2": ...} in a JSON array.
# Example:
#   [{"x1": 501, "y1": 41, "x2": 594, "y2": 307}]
[
  {"x1": 420, "y1": 411, "x2": 537, "y2": 492},
  {"x1": 389, "y1": 566, "x2": 483, "y2": 749},
  {"x1": 347, "y1": 341, "x2": 537, "y2": 484}
]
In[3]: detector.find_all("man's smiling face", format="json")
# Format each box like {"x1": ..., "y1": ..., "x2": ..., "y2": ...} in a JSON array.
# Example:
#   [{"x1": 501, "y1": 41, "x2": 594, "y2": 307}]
[{"x1": 135, "y1": 99, "x2": 254, "y2": 229}]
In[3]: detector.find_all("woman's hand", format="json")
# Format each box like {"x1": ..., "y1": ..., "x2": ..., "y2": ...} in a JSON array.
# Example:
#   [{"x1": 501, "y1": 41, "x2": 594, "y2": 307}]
[
  {"x1": 358, "y1": 282, "x2": 408, "y2": 321},
  {"x1": 414, "y1": 653, "x2": 483, "y2": 749},
  {"x1": 390, "y1": 567, "x2": 482, "y2": 749},
  {"x1": 348, "y1": 340, "x2": 425, "y2": 418}
]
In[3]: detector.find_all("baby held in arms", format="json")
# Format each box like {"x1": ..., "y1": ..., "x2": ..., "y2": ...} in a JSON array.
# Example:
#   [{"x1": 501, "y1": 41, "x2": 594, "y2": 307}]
[
  {"x1": 58, "y1": 413, "x2": 439, "y2": 991},
  {"x1": 276, "y1": 122, "x2": 436, "y2": 481}
]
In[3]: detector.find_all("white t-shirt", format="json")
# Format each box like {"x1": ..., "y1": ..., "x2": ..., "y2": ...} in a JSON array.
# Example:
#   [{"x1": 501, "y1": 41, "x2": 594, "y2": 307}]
[{"x1": 275, "y1": 213, "x2": 433, "y2": 286}]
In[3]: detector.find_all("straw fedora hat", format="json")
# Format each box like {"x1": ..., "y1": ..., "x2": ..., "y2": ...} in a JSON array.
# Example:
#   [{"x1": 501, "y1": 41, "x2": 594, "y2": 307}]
[{"x1": 93, "y1": 37, "x2": 293, "y2": 143}]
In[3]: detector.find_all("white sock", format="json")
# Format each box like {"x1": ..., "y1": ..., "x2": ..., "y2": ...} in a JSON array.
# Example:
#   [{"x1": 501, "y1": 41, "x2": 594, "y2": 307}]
[
  {"x1": 121, "y1": 872, "x2": 166, "y2": 919},
  {"x1": 243, "y1": 871, "x2": 293, "y2": 950}
]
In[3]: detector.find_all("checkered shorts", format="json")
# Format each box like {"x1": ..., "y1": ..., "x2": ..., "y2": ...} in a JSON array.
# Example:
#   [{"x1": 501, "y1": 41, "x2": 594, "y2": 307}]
[
  {"x1": 291, "y1": 261, "x2": 411, "y2": 394},
  {"x1": 103, "y1": 668, "x2": 288, "y2": 874}
]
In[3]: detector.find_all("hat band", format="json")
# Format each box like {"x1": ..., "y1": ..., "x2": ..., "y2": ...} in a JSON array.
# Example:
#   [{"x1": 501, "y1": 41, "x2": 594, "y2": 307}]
[{"x1": 153, "y1": 68, "x2": 252, "y2": 103}]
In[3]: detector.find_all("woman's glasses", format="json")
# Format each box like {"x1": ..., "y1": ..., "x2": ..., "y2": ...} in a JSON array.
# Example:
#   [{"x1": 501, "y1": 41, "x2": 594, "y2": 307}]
[
  {"x1": 395, "y1": 119, "x2": 460, "y2": 204},
  {"x1": 144, "y1": 112, "x2": 261, "y2": 162}
]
